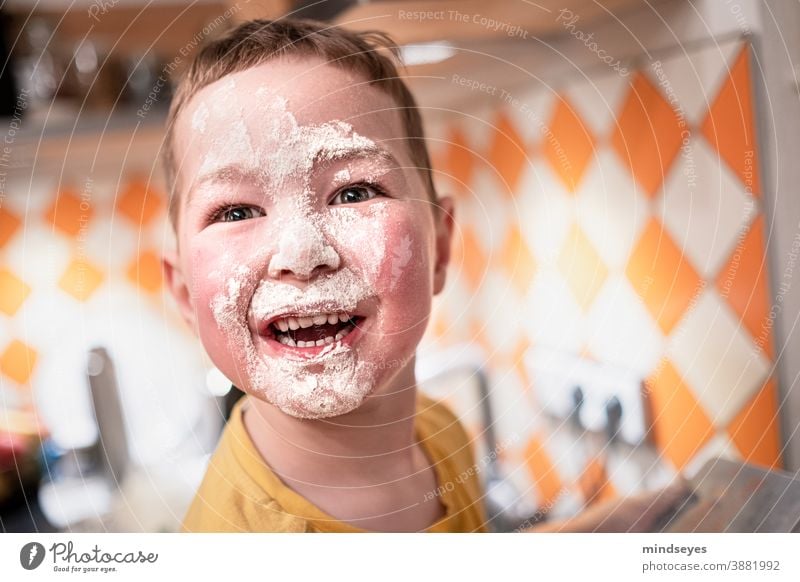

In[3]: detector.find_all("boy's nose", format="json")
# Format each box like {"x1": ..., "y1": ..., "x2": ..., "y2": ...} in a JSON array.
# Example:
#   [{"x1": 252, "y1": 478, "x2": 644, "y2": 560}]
[{"x1": 267, "y1": 219, "x2": 340, "y2": 281}]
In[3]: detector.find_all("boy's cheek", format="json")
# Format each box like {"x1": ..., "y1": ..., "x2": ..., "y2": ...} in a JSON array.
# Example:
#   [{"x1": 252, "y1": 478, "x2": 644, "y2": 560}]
[
  {"x1": 371, "y1": 211, "x2": 435, "y2": 334},
  {"x1": 381, "y1": 209, "x2": 434, "y2": 289},
  {"x1": 184, "y1": 243, "x2": 256, "y2": 372}
]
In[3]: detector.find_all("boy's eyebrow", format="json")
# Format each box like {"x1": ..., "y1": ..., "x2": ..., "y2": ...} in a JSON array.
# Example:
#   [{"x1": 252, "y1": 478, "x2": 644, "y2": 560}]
[
  {"x1": 313, "y1": 144, "x2": 400, "y2": 169},
  {"x1": 188, "y1": 145, "x2": 401, "y2": 202},
  {"x1": 189, "y1": 164, "x2": 267, "y2": 199}
]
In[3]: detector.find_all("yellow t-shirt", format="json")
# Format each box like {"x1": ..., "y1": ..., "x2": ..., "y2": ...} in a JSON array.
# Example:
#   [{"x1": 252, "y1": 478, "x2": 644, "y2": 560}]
[{"x1": 182, "y1": 393, "x2": 488, "y2": 532}]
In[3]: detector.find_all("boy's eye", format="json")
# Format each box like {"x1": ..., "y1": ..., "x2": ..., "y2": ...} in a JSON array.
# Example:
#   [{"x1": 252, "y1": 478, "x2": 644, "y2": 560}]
[
  {"x1": 216, "y1": 206, "x2": 265, "y2": 223},
  {"x1": 330, "y1": 184, "x2": 382, "y2": 205}
]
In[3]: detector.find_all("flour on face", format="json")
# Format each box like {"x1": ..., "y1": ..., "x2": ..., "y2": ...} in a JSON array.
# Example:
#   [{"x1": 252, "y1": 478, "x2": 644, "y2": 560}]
[{"x1": 202, "y1": 82, "x2": 392, "y2": 419}]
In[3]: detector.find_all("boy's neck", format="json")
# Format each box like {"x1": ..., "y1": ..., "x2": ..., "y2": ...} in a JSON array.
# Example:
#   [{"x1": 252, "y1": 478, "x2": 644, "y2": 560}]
[{"x1": 242, "y1": 362, "x2": 421, "y2": 483}]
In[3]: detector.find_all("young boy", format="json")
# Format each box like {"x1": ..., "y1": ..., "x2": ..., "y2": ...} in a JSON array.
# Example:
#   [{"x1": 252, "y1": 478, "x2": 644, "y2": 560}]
[{"x1": 163, "y1": 18, "x2": 689, "y2": 532}]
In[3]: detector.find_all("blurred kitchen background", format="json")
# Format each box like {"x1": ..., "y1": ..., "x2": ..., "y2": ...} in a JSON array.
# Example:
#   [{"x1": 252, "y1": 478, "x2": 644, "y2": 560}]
[{"x1": 1, "y1": 0, "x2": 799, "y2": 532}]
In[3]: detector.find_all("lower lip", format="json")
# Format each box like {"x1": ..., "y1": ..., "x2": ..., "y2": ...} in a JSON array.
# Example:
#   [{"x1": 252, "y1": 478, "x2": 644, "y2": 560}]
[{"x1": 257, "y1": 318, "x2": 368, "y2": 358}]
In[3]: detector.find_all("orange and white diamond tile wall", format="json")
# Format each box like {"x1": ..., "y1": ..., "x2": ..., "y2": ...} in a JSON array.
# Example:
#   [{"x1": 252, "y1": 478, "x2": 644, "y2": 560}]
[
  {"x1": 0, "y1": 166, "x2": 212, "y2": 463},
  {"x1": 0, "y1": 36, "x2": 782, "y2": 516},
  {"x1": 421, "y1": 39, "x2": 781, "y2": 509}
]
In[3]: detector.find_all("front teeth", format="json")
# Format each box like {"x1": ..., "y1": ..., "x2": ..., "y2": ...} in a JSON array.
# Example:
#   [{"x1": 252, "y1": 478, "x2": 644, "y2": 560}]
[
  {"x1": 271, "y1": 312, "x2": 356, "y2": 349},
  {"x1": 278, "y1": 333, "x2": 347, "y2": 348},
  {"x1": 277, "y1": 313, "x2": 351, "y2": 331}
]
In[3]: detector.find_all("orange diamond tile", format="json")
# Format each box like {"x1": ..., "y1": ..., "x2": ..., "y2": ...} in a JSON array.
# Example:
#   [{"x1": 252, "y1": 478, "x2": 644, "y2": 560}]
[
  {"x1": 127, "y1": 250, "x2": 163, "y2": 293},
  {"x1": 487, "y1": 111, "x2": 529, "y2": 195},
  {"x1": 558, "y1": 224, "x2": 608, "y2": 312},
  {"x1": 453, "y1": 225, "x2": 488, "y2": 293},
  {"x1": 0, "y1": 269, "x2": 31, "y2": 316},
  {"x1": 578, "y1": 456, "x2": 618, "y2": 506},
  {"x1": 499, "y1": 225, "x2": 537, "y2": 295},
  {"x1": 544, "y1": 96, "x2": 596, "y2": 192},
  {"x1": 727, "y1": 377, "x2": 782, "y2": 469},
  {"x1": 645, "y1": 359, "x2": 715, "y2": 470},
  {"x1": 0, "y1": 339, "x2": 38, "y2": 385},
  {"x1": 58, "y1": 258, "x2": 105, "y2": 301},
  {"x1": 701, "y1": 45, "x2": 761, "y2": 197},
  {"x1": 511, "y1": 336, "x2": 532, "y2": 393},
  {"x1": 524, "y1": 434, "x2": 566, "y2": 506},
  {"x1": 611, "y1": 73, "x2": 684, "y2": 198},
  {"x1": 431, "y1": 314, "x2": 449, "y2": 340},
  {"x1": 626, "y1": 218, "x2": 703, "y2": 334},
  {"x1": 442, "y1": 126, "x2": 478, "y2": 197},
  {"x1": 0, "y1": 207, "x2": 21, "y2": 248},
  {"x1": 716, "y1": 215, "x2": 774, "y2": 358},
  {"x1": 117, "y1": 179, "x2": 165, "y2": 227},
  {"x1": 44, "y1": 187, "x2": 92, "y2": 238}
]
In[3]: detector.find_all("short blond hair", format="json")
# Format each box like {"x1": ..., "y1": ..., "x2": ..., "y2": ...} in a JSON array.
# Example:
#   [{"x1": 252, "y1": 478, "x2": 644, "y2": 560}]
[{"x1": 163, "y1": 18, "x2": 437, "y2": 227}]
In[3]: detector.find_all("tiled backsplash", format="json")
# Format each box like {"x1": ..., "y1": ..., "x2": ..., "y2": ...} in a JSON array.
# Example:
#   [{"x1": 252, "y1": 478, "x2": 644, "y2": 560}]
[
  {"x1": 0, "y1": 36, "x2": 781, "y2": 519},
  {"x1": 0, "y1": 167, "x2": 216, "y2": 466},
  {"x1": 420, "y1": 38, "x2": 780, "y2": 509}
]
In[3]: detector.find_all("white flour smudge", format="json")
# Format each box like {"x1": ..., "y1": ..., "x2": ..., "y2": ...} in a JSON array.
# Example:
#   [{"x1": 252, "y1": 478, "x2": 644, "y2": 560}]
[
  {"x1": 191, "y1": 103, "x2": 209, "y2": 134},
  {"x1": 202, "y1": 80, "x2": 391, "y2": 418}
]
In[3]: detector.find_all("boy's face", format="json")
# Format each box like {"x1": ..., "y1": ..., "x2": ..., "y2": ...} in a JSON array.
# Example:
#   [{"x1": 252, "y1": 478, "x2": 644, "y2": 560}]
[{"x1": 164, "y1": 57, "x2": 453, "y2": 419}]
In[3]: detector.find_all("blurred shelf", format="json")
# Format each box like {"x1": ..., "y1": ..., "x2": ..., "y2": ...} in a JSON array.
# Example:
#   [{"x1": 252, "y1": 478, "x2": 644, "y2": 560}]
[
  {"x1": 4, "y1": 105, "x2": 168, "y2": 145},
  {"x1": 2, "y1": 106, "x2": 169, "y2": 174}
]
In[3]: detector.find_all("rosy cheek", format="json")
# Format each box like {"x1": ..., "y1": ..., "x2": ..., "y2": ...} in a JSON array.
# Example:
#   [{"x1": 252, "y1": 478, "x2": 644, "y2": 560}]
[
  {"x1": 370, "y1": 205, "x2": 434, "y2": 334},
  {"x1": 186, "y1": 239, "x2": 257, "y2": 371}
]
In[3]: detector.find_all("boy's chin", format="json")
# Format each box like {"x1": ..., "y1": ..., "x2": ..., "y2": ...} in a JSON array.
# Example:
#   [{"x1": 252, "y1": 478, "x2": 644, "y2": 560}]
[
  {"x1": 242, "y1": 318, "x2": 390, "y2": 420},
  {"x1": 261, "y1": 369, "x2": 381, "y2": 420}
]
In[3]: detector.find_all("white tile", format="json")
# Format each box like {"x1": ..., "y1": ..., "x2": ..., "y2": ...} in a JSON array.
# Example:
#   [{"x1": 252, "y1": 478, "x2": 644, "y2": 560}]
[
  {"x1": 4, "y1": 222, "x2": 71, "y2": 290},
  {"x1": 575, "y1": 149, "x2": 649, "y2": 270},
  {"x1": 505, "y1": 86, "x2": 557, "y2": 147},
  {"x1": 562, "y1": 71, "x2": 631, "y2": 140},
  {"x1": 0, "y1": 382, "x2": 25, "y2": 408},
  {"x1": 475, "y1": 270, "x2": 526, "y2": 354},
  {"x1": 501, "y1": 456, "x2": 540, "y2": 508},
  {"x1": 418, "y1": 365, "x2": 486, "y2": 433},
  {"x1": 584, "y1": 275, "x2": 664, "y2": 377},
  {"x1": 644, "y1": 38, "x2": 742, "y2": 126},
  {"x1": 667, "y1": 291, "x2": 771, "y2": 427},
  {"x1": 523, "y1": 268, "x2": 585, "y2": 353},
  {"x1": 430, "y1": 276, "x2": 476, "y2": 340},
  {"x1": 659, "y1": 138, "x2": 756, "y2": 278},
  {"x1": 488, "y1": 371, "x2": 539, "y2": 449},
  {"x1": 17, "y1": 288, "x2": 84, "y2": 353},
  {"x1": 458, "y1": 167, "x2": 515, "y2": 251},
  {"x1": 31, "y1": 328, "x2": 99, "y2": 450},
  {"x1": 1, "y1": 174, "x2": 59, "y2": 218},
  {"x1": 85, "y1": 218, "x2": 140, "y2": 269},
  {"x1": 605, "y1": 448, "x2": 652, "y2": 496},
  {"x1": 514, "y1": 162, "x2": 575, "y2": 267}
]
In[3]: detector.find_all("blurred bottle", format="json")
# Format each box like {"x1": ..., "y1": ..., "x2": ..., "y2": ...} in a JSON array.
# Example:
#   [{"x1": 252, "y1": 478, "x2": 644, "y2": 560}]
[
  {"x1": 13, "y1": 18, "x2": 61, "y2": 112},
  {"x1": 68, "y1": 38, "x2": 129, "y2": 111}
]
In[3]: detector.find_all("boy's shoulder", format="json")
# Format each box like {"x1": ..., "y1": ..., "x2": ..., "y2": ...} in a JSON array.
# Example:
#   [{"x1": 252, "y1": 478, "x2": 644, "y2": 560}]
[
  {"x1": 180, "y1": 401, "x2": 308, "y2": 532},
  {"x1": 414, "y1": 392, "x2": 474, "y2": 453}
]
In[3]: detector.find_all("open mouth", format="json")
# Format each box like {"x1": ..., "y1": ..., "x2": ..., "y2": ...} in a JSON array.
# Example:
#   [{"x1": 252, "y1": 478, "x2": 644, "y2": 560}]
[{"x1": 264, "y1": 312, "x2": 364, "y2": 348}]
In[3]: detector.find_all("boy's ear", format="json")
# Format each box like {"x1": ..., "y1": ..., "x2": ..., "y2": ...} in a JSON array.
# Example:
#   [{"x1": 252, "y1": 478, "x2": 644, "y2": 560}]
[
  {"x1": 162, "y1": 251, "x2": 198, "y2": 333},
  {"x1": 432, "y1": 195, "x2": 455, "y2": 296}
]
